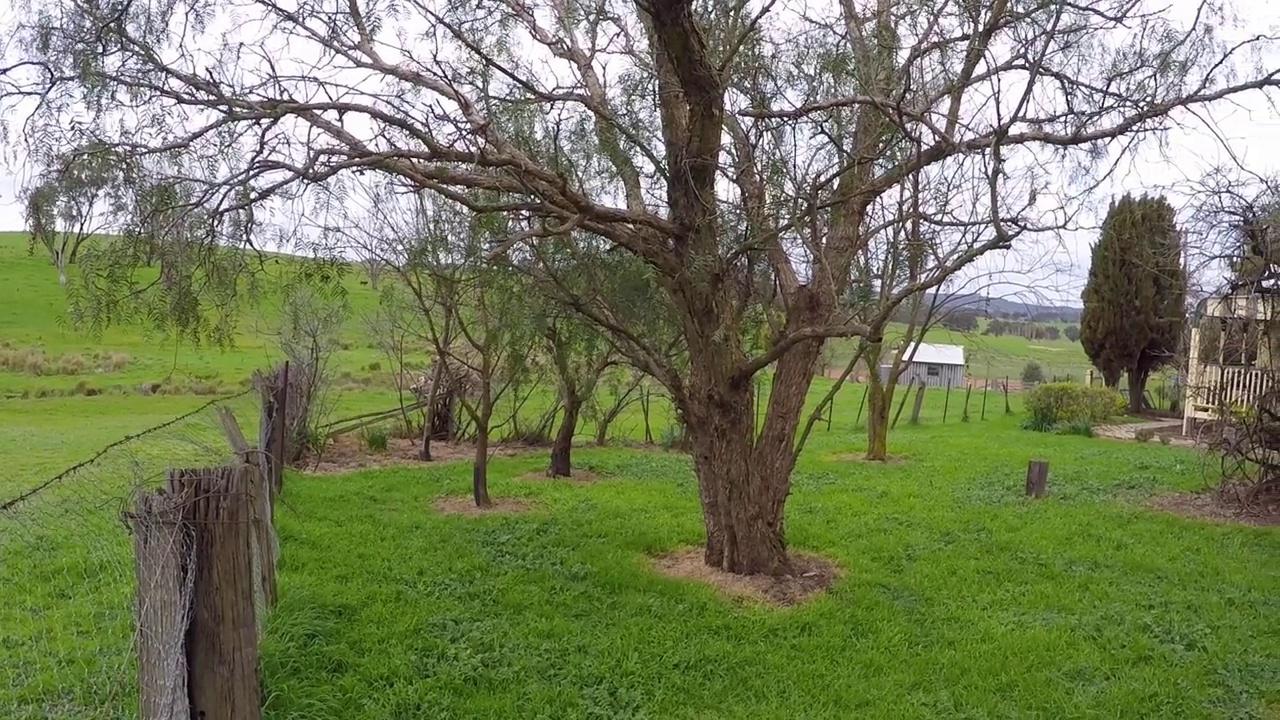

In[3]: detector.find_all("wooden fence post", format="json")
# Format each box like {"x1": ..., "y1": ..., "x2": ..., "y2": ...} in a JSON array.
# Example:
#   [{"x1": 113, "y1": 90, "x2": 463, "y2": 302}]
[
  {"x1": 171, "y1": 466, "x2": 262, "y2": 720},
  {"x1": 942, "y1": 380, "x2": 951, "y2": 423},
  {"x1": 1025, "y1": 459, "x2": 1049, "y2": 498},
  {"x1": 981, "y1": 379, "x2": 990, "y2": 420},
  {"x1": 272, "y1": 362, "x2": 289, "y2": 491},
  {"x1": 962, "y1": 382, "x2": 973, "y2": 422},
  {"x1": 218, "y1": 406, "x2": 279, "y2": 611},
  {"x1": 127, "y1": 488, "x2": 194, "y2": 720},
  {"x1": 1004, "y1": 376, "x2": 1012, "y2": 414},
  {"x1": 909, "y1": 383, "x2": 926, "y2": 425}
]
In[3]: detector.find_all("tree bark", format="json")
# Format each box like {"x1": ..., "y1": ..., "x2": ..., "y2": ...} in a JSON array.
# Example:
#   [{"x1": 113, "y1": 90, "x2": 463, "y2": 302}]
[
  {"x1": 472, "y1": 382, "x2": 493, "y2": 508},
  {"x1": 418, "y1": 361, "x2": 446, "y2": 461},
  {"x1": 684, "y1": 327, "x2": 826, "y2": 576},
  {"x1": 866, "y1": 387, "x2": 889, "y2": 461},
  {"x1": 863, "y1": 339, "x2": 890, "y2": 461},
  {"x1": 547, "y1": 395, "x2": 579, "y2": 478},
  {"x1": 1126, "y1": 367, "x2": 1149, "y2": 415},
  {"x1": 472, "y1": 425, "x2": 491, "y2": 507}
]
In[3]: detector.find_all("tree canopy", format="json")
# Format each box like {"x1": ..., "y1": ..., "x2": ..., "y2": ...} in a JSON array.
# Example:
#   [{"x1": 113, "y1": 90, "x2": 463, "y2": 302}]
[{"x1": 1080, "y1": 193, "x2": 1186, "y2": 411}]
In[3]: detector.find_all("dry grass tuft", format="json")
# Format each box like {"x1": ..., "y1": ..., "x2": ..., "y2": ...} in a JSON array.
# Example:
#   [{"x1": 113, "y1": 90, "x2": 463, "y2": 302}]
[{"x1": 0, "y1": 346, "x2": 132, "y2": 376}]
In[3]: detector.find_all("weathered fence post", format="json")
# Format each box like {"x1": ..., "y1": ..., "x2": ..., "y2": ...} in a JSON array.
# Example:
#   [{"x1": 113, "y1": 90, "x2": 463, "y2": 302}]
[
  {"x1": 981, "y1": 379, "x2": 990, "y2": 420},
  {"x1": 218, "y1": 406, "x2": 279, "y2": 611},
  {"x1": 127, "y1": 488, "x2": 194, "y2": 720},
  {"x1": 909, "y1": 383, "x2": 926, "y2": 425},
  {"x1": 271, "y1": 362, "x2": 289, "y2": 490},
  {"x1": 1004, "y1": 376, "x2": 1012, "y2": 414},
  {"x1": 962, "y1": 382, "x2": 973, "y2": 422},
  {"x1": 942, "y1": 380, "x2": 952, "y2": 423},
  {"x1": 171, "y1": 466, "x2": 262, "y2": 720},
  {"x1": 1025, "y1": 459, "x2": 1049, "y2": 498}
]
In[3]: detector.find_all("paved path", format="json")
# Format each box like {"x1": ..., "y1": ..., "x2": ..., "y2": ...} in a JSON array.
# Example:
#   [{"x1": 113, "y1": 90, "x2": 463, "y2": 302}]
[{"x1": 1093, "y1": 419, "x2": 1194, "y2": 446}]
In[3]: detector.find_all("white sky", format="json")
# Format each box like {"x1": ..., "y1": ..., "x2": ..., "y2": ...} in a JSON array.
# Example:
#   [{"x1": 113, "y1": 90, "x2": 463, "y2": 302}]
[{"x1": 0, "y1": 0, "x2": 1277, "y2": 308}]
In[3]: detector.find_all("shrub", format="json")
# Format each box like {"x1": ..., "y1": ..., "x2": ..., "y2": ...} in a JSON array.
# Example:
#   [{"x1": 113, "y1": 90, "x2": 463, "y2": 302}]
[
  {"x1": 1054, "y1": 420, "x2": 1095, "y2": 437},
  {"x1": 1020, "y1": 361, "x2": 1046, "y2": 386},
  {"x1": 1023, "y1": 382, "x2": 1124, "y2": 432},
  {"x1": 361, "y1": 425, "x2": 390, "y2": 452},
  {"x1": 365, "y1": 361, "x2": 382, "y2": 372}
]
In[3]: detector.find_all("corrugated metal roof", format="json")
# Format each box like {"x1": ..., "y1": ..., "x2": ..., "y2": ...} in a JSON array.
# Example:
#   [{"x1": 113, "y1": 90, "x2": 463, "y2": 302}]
[{"x1": 902, "y1": 342, "x2": 965, "y2": 366}]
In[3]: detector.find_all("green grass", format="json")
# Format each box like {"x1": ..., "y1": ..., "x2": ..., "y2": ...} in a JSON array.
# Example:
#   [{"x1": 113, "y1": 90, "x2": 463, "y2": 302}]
[
  {"x1": 255, "y1": 415, "x2": 1278, "y2": 719},
  {"x1": 2, "y1": 231, "x2": 1278, "y2": 718}
]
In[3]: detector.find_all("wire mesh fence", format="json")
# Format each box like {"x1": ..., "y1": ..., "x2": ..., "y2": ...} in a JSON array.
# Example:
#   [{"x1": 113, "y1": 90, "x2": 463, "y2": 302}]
[{"x1": 0, "y1": 390, "x2": 255, "y2": 720}]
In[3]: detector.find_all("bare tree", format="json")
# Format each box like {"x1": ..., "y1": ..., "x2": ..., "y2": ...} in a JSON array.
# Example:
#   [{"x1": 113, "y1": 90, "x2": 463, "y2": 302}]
[
  {"x1": 6, "y1": 0, "x2": 1279, "y2": 574},
  {"x1": 268, "y1": 282, "x2": 349, "y2": 463},
  {"x1": 364, "y1": 285, "x2": 426, "y2": 437}
]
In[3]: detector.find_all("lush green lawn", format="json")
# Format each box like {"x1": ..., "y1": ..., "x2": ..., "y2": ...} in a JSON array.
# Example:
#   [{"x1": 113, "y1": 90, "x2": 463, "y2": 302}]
[{"x1": 259, "y1": 414, "x2": 1278, "y2": 719}]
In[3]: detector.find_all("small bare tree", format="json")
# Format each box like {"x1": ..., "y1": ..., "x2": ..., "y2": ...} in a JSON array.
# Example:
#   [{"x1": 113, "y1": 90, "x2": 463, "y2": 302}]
[{"x1": 270, "y1": 282, "x2": 349, "y2": 463}]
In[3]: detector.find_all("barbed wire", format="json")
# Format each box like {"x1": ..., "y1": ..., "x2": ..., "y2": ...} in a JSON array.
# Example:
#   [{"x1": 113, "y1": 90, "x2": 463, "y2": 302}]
[{"x1": 0, "y1": 389, "x2": 256, "y2": 720}]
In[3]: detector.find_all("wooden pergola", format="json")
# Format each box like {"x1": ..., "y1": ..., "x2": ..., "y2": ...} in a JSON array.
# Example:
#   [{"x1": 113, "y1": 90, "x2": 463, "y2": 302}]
[{"x1": 1183, "y1": 290, "x2": 1280, "y2": 435}]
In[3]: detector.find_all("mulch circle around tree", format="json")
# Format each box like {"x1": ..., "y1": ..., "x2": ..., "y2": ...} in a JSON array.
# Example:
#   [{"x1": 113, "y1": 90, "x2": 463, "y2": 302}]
[
  {"x1": 1147, "y1": 490, "x2": 1279, "y2": 527},
  {"x1": 431, "y1": 496, "x2": 535, "y2": 515},
  {"x1": 650, "y1": 547, "x2": 841, "y2": 607}
]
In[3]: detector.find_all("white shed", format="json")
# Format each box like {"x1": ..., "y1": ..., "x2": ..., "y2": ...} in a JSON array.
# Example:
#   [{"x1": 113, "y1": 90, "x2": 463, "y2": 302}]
[{"x1": 880, "y1": 342, "x2": 967, "y2": 388}]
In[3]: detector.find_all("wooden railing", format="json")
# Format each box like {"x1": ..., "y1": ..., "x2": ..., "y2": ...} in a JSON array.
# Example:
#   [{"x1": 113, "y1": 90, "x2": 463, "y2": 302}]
[{"x1": 1185, "y1": 363, "x2": 1274, "y2": 415}]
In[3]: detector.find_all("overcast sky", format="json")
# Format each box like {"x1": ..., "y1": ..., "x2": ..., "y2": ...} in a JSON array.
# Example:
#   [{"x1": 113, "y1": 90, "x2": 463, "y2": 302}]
[{"x1": 1, "y1": 0, "x2": 1277, "y2": 308}]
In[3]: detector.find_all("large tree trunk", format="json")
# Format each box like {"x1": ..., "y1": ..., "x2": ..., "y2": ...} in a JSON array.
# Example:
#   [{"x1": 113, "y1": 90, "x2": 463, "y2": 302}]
[
  {"x1": 685, "y1": 330, "x2": 825, "y2": 576},
  {"x1": 547, "y1": 394, "x2": 579, "y2": 478}
]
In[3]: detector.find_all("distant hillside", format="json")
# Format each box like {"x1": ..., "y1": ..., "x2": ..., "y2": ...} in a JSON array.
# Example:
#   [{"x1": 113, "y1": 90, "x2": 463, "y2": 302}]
[{"x1": 931, "y1": 292, "x2": 1083, "y2": 323}]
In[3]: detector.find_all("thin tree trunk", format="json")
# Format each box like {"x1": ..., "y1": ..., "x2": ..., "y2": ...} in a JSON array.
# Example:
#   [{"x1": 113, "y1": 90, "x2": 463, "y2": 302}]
[
  {"x1": 471, "y1": 376, "x2": 494, "y2": 507},
  {"x1": 419, "y1": 361, "x2": 445, "y2": 461},
  {"x1": 866, "y1": 387, "x2": 889, "y2": 461},
  {"x1": 547, "y1": 395, "x2": 579, "y2": 478},
  {"x1": 472, "y1": 427, "x2": 491, "y2": 507},
  {"x1": 863, "y1": 340, "x2": 890, "y2": 461},
  {"x1": 1127, "y1": 368, "x2": 1148, "y2": 415}
]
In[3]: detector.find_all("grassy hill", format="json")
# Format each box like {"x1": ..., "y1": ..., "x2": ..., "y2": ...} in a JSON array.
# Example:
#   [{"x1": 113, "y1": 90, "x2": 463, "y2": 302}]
[{"x1": 1, "y1": 231, "x2": 1092, "y2": 397}]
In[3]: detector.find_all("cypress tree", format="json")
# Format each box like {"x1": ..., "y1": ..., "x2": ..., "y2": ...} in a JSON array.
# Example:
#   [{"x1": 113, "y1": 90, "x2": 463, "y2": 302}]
[{"x1": 1080, "y1": 193, "x2": 1185, "y2": 414}]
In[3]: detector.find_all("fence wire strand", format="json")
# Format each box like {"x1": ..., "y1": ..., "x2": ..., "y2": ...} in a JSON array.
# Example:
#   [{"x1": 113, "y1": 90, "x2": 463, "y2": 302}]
[{"x1": 0, "y1": 390, "x2": 254, "y2": 720}]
